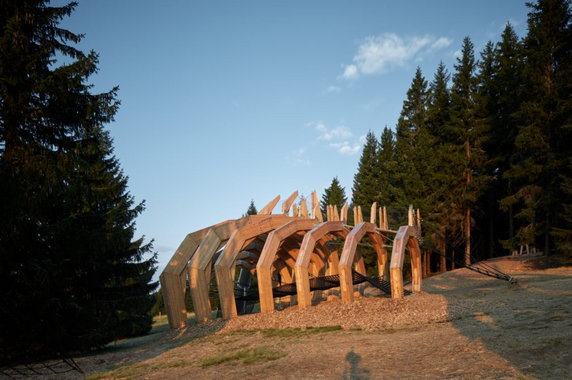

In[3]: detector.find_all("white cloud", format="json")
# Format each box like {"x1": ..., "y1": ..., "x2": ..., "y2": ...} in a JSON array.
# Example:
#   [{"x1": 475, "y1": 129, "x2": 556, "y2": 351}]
[
  {"x1": 307, "y1": 121, "x2": 362, "y2": 156},
  {"x1": 330, "y1": 141, "x2": 361, "y2": 155},
  {"x1": 453, "y1": 49, "x2": 462, "y2": 59},
  {"x1": 341, "y1": 33, "x2": 452, "y2": 79},
  {"x1": 316, "y1": 123, "x2": 353, "y2": 141},
  {"x1": 326, "y1": 85, "x2": 341, "y2": 93},
  {"x1": 429, "y1": 37, "x2": 453, "y2": 51},
  {"x1": 341, "y1": 64, "x2": 358, "y2": 79},
  {"x1": 291, "y1": 147, "x2": 310, "y2": 166}
]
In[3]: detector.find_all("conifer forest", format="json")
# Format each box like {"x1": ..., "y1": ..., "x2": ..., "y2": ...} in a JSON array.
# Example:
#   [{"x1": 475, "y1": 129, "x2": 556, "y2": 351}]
[{"x1": 0, "y1": 0, "x2": 571, "y2": 369}]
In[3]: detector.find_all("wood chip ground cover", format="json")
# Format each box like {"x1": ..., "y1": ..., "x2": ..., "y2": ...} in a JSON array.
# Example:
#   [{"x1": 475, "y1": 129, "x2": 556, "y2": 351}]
[{"x1": 30, "y1": 255, "x2": 572, "y2": 379}]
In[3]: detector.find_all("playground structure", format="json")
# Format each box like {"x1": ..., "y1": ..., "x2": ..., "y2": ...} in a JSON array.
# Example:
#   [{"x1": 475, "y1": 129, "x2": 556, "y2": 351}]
[{"x1": 160, "y1": 191, "x2": 423, "y2": 329}]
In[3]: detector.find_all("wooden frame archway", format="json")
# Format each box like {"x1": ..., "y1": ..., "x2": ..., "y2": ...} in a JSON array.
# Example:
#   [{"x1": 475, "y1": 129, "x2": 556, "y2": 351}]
[
  {"x1": 294, "y1": 221, "x2": 349, "y2": 309},
  {"x1": 338, "y1": 222, "x2": 388, "y2": 302},
  {"x1": 389, "y1": 225, "x2": 422, "y2": 298}
]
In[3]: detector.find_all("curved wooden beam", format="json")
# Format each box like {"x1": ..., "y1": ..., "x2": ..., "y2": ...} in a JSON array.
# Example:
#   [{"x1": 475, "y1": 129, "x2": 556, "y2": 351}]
[
  {"x1": 214, "y1": 215, "x2": 296, "y2": 319},
  {"x1": 389, "y1": 225, "x2": 422, "y2": 298},
  {"x1": 338, "y1": 222, "x2": 387, "y2": 302},
  {"x1": 294, "y1": 221, "x2": 347, "y2": 309},
  {"x1": 160, "y1": 218, "x2": 241, "y2": 328},
  {"x1": 256, "y1": 219, "x2": 317, "y2": 313}
]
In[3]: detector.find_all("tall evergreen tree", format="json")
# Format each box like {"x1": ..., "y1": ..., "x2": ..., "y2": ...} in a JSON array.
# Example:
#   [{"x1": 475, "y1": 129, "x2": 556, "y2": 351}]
[
  {"x1": 503, "y1": 0, "x2": 572, "y2": 254},
  {"x1": 244, "y1": 199, "x2": 258, "y2": 216},
  {"x1": 351, "y1": 131, "x2": 379, "y2": 220},
  {"x1": 321, "y1": 176, "x2": 347, "y2": 216},
  {"x1": 394, "y1": 67, "x2": 428, "y2": 202},
  {"x1": 376, "y1": 127, "x2": 398, "y2": 213},
  {"x1": 447, "y1": 37, "x2": 489, "y2": 265},
  {"x1": 480, "y1": 24, "x2": 525, "y2": 255},
  {"x1": 426, "y1": 62, "x2": 453, "y2": 268},
  {"x1": 0, "y1": 0, "x2": 156, "y2": 362}
]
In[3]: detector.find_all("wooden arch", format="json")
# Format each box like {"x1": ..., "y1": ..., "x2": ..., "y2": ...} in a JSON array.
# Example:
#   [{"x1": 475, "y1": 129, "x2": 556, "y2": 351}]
[
  {"x1": 338, "y1": 222, "x2": 388, "y2": 302},
  {"x1": 214, "y1": 214, "x2": 297, "y2": 319},
  {"x1": 294, "y1": 221, "x2": 349, "y2": 309},
  {"x1": 256, "y1": 219, "x2": 318, "y2": 313},
  {"x1": 159, "y1": 218, "x2": 246, "y2": 328},
  {"x1": 389, "y1": 225, "x2": 422, "y2": 298}
]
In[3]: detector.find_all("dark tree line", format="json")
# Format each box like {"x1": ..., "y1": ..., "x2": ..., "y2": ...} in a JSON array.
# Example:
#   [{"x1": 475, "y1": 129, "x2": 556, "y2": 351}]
[
  {"x1": 0, "y1": 1, "x2": 157, "y2": 363},
  {"x1": 327, "y1": 0, "x2": 572, "y2": 269}
]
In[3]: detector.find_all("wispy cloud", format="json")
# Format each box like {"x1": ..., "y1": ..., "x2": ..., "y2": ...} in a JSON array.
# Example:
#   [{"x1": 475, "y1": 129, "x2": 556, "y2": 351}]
[
  {"x1": 330, "y1": 141, "x2": 361, "y2": 155},
  {"x1": 291, "y1": 147, "x2": 310, "y2": 166},
  {"x1": 316, "y1": 123, "x2": 353, "y2": 141},
  {"x1": 341, "y1": 33, "x2": 453, "y2": 79},
  {"x1": 326, "y1": 85, "x2": 341, "y2": 93},
  {"x1": 307, "y1": 122, "x2": 362, "y2": 155}
]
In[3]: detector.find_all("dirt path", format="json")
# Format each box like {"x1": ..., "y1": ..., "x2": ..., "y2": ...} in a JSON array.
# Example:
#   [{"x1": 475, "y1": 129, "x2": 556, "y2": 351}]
[{"x1": 18, "y1": 255, "x2": 571, "y2": 380}]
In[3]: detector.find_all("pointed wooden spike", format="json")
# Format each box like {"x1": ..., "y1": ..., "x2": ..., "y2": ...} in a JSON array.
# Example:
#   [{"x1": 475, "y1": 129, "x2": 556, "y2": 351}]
[
  {"x1": 311, "y1": 190, "x2": 319, "y2": 213},
  {"x1": 326, "y1": 205, "x2": 332, "y2": 221},
  {"x1": 378, "y1": 206, "x2": 383, "y2": 229},
  {"x1": 353, "y1": 207, "x2": 358, "y2": 226},
  {"x1": 383, "y1": 206, "x2": 388, "y2": 229},
  {"x1": 292, "y1": 203, "x2": 299, "y2": 217},
  {"x1": 312, "y1": 204, "x2": 323, "y2": 222},
  {"x1": 370, "y1": 202, "x2": 377, "y2": 224},
  {"x1": 334, "y1": 205, "x2": 340, "y2": 221},
  {"x1": 299, "y1": 197, "x2": 309, "y2": 218},
  {"x1": 357, "y1": 206, "x2": 363, "y2": 224},
  {"x1": 341, "y1": 202, "x2": 348, "y2": 223},
  {"x1": 259, "y1": 195, "x2": 281, "y2": 215},
  {"x1": 408, "y1": 204, "x2": 414, "y2": 226},
  {"x1": 281, "y1": 191, "x2": 299, "y2": 214},
  {"x1": 416, "y1": 208, "x2": 422, "y2": 233}
]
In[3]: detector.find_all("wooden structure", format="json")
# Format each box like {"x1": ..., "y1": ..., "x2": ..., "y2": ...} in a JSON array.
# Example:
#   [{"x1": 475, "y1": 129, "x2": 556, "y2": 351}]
[{"x1": 160, "y1": 192, "x2": 423, "y2": 329}]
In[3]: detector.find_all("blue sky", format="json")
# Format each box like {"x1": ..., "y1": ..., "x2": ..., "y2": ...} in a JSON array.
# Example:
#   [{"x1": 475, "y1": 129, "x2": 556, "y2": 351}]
[{"x1": 55, "y1": 0, "x2": 529, "y2": 276}]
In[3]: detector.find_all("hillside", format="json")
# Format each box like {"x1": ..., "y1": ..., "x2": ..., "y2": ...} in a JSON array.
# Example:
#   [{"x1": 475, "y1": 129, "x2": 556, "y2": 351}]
[{"x1": 33, "y1": 255, "x2": 572, "y2": 379}]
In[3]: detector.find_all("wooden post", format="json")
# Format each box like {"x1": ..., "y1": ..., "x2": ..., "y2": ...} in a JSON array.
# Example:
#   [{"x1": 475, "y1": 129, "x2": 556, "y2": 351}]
[
  {"x1": 313, "y1": 204, "x2": 324, "y2": 222},
  {"x1": 333, "y1": 205, "x2": 340, "y2": 221},
  {"x1": 299, "y1": 198, "x2": 309, "y2": 218},
  {"x1": 383, "y1": 206, "x2": 388, "y2": 230},
  {"x1": 408, "y1": 205, "x2": 414, "y2": 226},
  {"x1": 370, "y1": 202, "x2": 377, "y2": 224},
  {"x1": 292, "y1": 203, "x2": 299, "y2": 217},
  {"x1": 341, "y1": 202, "x2": 348, "y2": 223},
  {"x1": 259, "y1": 195, "x2": 281, "y2": 215},
  {"x1": 281, "y1": 191, "x2": 298, "y2": 215}
]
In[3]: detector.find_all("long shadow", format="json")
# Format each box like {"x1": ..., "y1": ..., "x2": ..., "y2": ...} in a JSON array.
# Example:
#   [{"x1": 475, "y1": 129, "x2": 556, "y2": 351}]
[
  {"x1": 71, "y1": 313, "x2": 228, "y2": 377},
  {"x1": 425, "y1": 257, "x2": 572, "y2": 379}
]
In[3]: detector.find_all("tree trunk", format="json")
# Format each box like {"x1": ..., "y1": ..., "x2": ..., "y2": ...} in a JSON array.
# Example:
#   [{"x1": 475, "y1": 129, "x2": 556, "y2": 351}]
[
  {"x1": 465, "y1": 207, "x2": 471, "y2": 266},
  {"x1": 465, "y1": 136, "x2": 471, "y2": 266},
  {"x1": 439, "y1": 237, "x2": 446, "y2": 273}
]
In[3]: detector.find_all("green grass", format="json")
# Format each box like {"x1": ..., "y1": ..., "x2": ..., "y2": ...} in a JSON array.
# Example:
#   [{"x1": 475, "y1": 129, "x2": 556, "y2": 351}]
[{"x1": 198, "y1": 346, "x2": 286, "y2": 367}]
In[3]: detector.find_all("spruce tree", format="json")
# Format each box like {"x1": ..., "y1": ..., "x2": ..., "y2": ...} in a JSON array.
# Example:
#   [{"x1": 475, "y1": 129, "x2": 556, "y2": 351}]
[
  {"x1": 376, "y1": 127, "x2": 398, "y2": 213},
  {"x1": 321, "y1": 176, "x2": 347, "y2": 216},
  {"x1": 503, "y1": 0, "x2": 572, "y2": 254},
  {"x1": 481, "y1": 24, "x2": 525, "y2": 254},
  {"x1": 351, "y1": 131, "x2": 379, "y2": 220},
  {"x1": 426, "y1": 62, "x2": 453, "y2": 269},
  {"x1": 447, "y1": 37, "x2": 489, "y2": 265},
  {"x1": 244, "y1": 200, "x2": 258, "y2": 216},
  {"x1": 0, "y1": 0, "x2": 156, "y2": 362}
]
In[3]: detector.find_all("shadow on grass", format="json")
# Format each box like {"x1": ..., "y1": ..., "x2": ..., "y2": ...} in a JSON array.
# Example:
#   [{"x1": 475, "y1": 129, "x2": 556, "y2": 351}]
[
  {"x1": 79, "y1": 312, "x2": 227, "y2": 377},
  {"x1": 428, "y1": 262, "x2": 572, "y2": 379}
]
